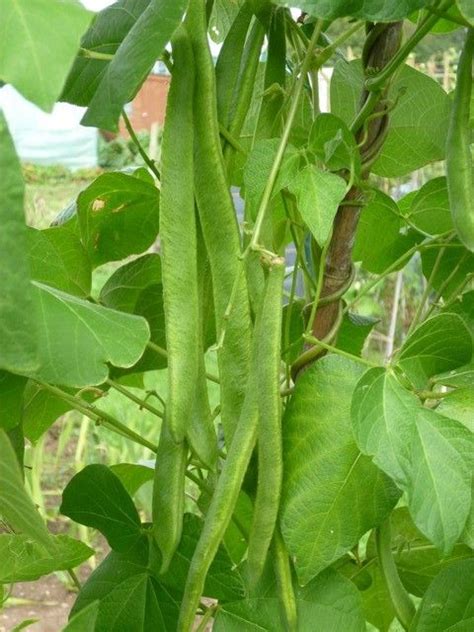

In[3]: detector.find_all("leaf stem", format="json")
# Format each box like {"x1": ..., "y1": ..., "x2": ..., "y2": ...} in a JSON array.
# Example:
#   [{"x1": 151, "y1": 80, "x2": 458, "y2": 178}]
[
  {"x1": 303, "y1": 334, "x2": 379, "y2": 368},
  {"x1": 79, "y1": 47, "x2": 114, "y2": 61},
  {"x1": 37, "y1": 382, "x2": 158, "y2": 454},
  {"x1": 106, "y1": 378, "x2": 164, "y2": 419},
  {"x1": 121, "y1": 110, "x2": 161, "y2": 180},
  {"x1": 376, "y1": 519, "x2": 415, "y2": 630}
]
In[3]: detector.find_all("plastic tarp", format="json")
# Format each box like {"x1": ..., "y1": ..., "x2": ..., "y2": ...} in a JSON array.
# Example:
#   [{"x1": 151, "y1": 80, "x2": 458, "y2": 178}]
[{"x1": 0, "y1": 86, "x2": 98, "y2": 169}]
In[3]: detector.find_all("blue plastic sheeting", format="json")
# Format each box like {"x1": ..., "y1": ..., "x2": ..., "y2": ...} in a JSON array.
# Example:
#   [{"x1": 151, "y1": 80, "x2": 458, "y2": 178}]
[{"x1": 0, "y1": 86, "x2": 98, "y2": 169}]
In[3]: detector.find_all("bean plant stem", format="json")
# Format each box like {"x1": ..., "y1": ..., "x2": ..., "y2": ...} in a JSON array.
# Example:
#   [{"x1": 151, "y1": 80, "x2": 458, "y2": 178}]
[
  {"x1": 365, "y1": 0, "x2": 454, "y2": 92},
  {"x1": 376, "y1": 519, "x2": 415, "y2": 630}
]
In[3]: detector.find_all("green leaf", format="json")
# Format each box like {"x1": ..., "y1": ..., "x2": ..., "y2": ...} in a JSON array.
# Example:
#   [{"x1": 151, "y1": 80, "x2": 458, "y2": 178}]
[
  {"x1": 109, "y1": 463, "x2": 155, "y2": 497},
  {"x1": 210, "y1": 0, "x2": 245, "y2": 43},
  {"x1": 407, "y1": 177, "x2": 452, "y2": 236},
  {"x1": 0, "y1": 372, "x2": 27, "y2": 431},
  {"x1": 337, "y1": 312, "x2": 379, "y2": 357},
  {"x1": 358, "y1": 563, "x2": 395, "y2": 632},
  {"x1": 410, "y1": 558, "x2": 474, "y2": 631},
  {"x1": 288, "y1": 164, "x2": 347, "y2": 247},
  {"x1": 0, "y1": 0, "x2": 92, "y2": 110},
  {"x1": 396, "y1": 313, "x2": 472, "y2": 387},
  {"x1": 331, "y1": 61, "x2": 451, "y2": 177},
  {"x1": 421, "y1": 244, "x2": 474, "y2": 299},
  {"x1": 442, "y1": 291, "x2": 474, "y2": 342},
  {"x1": 30, "y1": 282, "x2": 150, "y2": 388},
  {"x1": 0, "y1": 534, "x2": 93, "y2": 583},
  {"x1": 0, "y1": 113, "x2": 38, "y2": 374},
  {"x1": 62, "y1": 0, "x2": 148, "y2": 107},
  {"x1": 308, "y1": 113, "x2": 360, "y2": 173},
  {"x1": 28, "y1": 226, "x2": 91, "y2": 297},
  {"x1": 72, "y1": 514, "x2": 244, "y2": 629},
  {"x1": 280, "y1": 355, "x2": 400, "y2": 585},
  {"x1": 351, "y1": 368, "x2": 416, "y2": 487},
  {"x1": 0, "y1": 430, "x2": 52, "y2": 551},
  {"x1": 352, "y1": 368, "x2": 474, "y2": 553},
  {"x1": 159, "y1": 514, "x2": 245, "y2": 603},
  {"x1": 273, "y1": 0, "x2": 426, "y2": 20},
  {"x1": 100, "y1": 254, "x2": 166, "y2": 372},
  {"x1": 433, "y1": 363, "x2": 474, "y2": 388},
  {"x1": 243, "y1": 139, "x2": 300, "y2": 220},
  {"x1": 61, "y1": 464, "x2": 143, "y2": 553},
  {"x1": 82, "y1": 0, "x2": 188, "y2": 131},
  {"x1": 22, "y1": 382, "x2": 88, "y2": 443},
  {"x1": 11, "y1": 621, "x2": 38, "y2": 632},
  {"x1": 456, "y1": 0, "x2": 474, "y2": 25},
  {"x1": 214, "y1": 568, "x2": 366, "y2": 631},
  {"x1": 62, "y1": 602, "x2": 99, "y2": 632},
  {"x1": 437, "y1": 388, "x2": 474, "y2": 432},
  {"x1": 77, "y1": 173, "x2": 160, "y2": 267},
  {"x1": 367, "y1": 507, "x2": 473, "y2": 598},
  {"x1": 353, "y1": 191, "x2": 418, "y2": 274}
]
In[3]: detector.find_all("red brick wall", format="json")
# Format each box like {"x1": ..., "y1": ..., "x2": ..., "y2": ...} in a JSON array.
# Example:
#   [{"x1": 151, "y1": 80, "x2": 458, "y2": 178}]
[{"x1": 119, "y1": 74, "x2": 170, "y2": 137}]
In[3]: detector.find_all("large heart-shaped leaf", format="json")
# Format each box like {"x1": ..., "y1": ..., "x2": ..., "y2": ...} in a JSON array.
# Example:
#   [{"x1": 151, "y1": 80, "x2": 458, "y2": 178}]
[
  {"x1": 353, "y1": 191, "x2": 418, "y2": 274},
  {"x1": 0, "y1": 0, "x2": 92, "y2": 110},
  {"x1": 407, "y1": 177, "x2": 453, "y2": 236},
  {"x1": 410, "y1": 558, "x2": 474, "y2": 631},
  {"x1": 280, "y1": 355, "x2": 400, "y2": 585},
  {"x1": 0, "y1": 534, "x2": 93, "y2": 583},
  {"x1": 30, "y1": 282, "x2": 149, "y2": 388},
  {"x1": 63, "y1": 602, "x2": 99, "y2": 632},
  {"x1": 0, "y1": 372, "x2": 27, "y2": 431},
  {"x1": 366, "y1": 508, "x2": 473, "y2": 597},
  {"x1": 0, "y1": 430, "x2": 52, "y2": 551},
  {"x1": 288, "y1": 164, "x2": 347, "y2": 247},
  {"x1": 61, "y1": 465, "x2": 142, "y2": 553},
  {"x1": 82, "y1": 0, "x2": 188, "y2": 131},
  {"x1": 351, "y1": 368, "x2": 416, "y2": 486},
  {"x1": 100, "y1": 254, "x2": 166, "y2": 372},
  {"x1": 422, "y1": 244, "x2": 474, "y2": 299},
  {"x1": 273, "y1": 0, "x2": 427, "y2": 21},
  {"x1": 71, "y1": 514, "x2": 244, "y2": 630},
  {"x1": 214, "y1": 568, "x2": 366, "y2": 631},
  {"x1": 62, "y1": 0, "x2": 150, "y2": 107},
  {"x1": 352, "y1": 368, "x2": 474, "y2": 553},
  {"x1": 0, "y1": 113, "x2": 38, "y2": 374},
  {"x1": 28, "y1": 226, "x2": 91, "y2": 297},
  {"x1": 331, "y1": 62, "x2": 451, "y2": 177},
  {"x1": 77, "y1": 172, "x2": 160, "y2": 267},
  {"x1": 396, "y1": 313, "x2": 472, "y2": 387}
]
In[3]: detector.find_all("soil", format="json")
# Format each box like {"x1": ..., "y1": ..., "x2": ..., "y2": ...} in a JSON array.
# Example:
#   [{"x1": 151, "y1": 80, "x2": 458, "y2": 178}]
[{"x1": 0, "y1": 575, "x2": 74, "y2": 632}]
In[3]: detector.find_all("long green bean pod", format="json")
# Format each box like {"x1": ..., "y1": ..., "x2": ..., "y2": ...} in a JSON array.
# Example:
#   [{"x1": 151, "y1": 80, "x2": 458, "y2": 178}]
[
  {"x1": 215, "y1": 2, "x2": 253, "y2": 127},
  {"x1": 247, "y1": 257, "x2": 285, "y2": 583},
  {"x1": 152, "y1": 420, "x2": 187, "y2": 573},
  {"x1": 446, "y1": 28, "x2": 474, "y2": 252},
  {"x1": 273, "y1": 529, "x2": 298, "y2": 632},
  {"x1": 177, "y1": 258, "x2": 283, "y2": 631},
  {"x1": 223, "y1": 17, "x2": 265, "y2": 166},
  {"x1": 159, "y1": 27, "x2": 199, "y2": 442},
  {"x1": 186, "y1": 0, "x2": 252, "y2": 444}
]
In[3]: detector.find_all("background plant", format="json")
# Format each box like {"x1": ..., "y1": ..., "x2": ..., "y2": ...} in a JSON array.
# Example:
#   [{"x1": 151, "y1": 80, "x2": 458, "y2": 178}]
[{"x1": 0, "y1": 0, "x2": 473, "y2": 631}]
